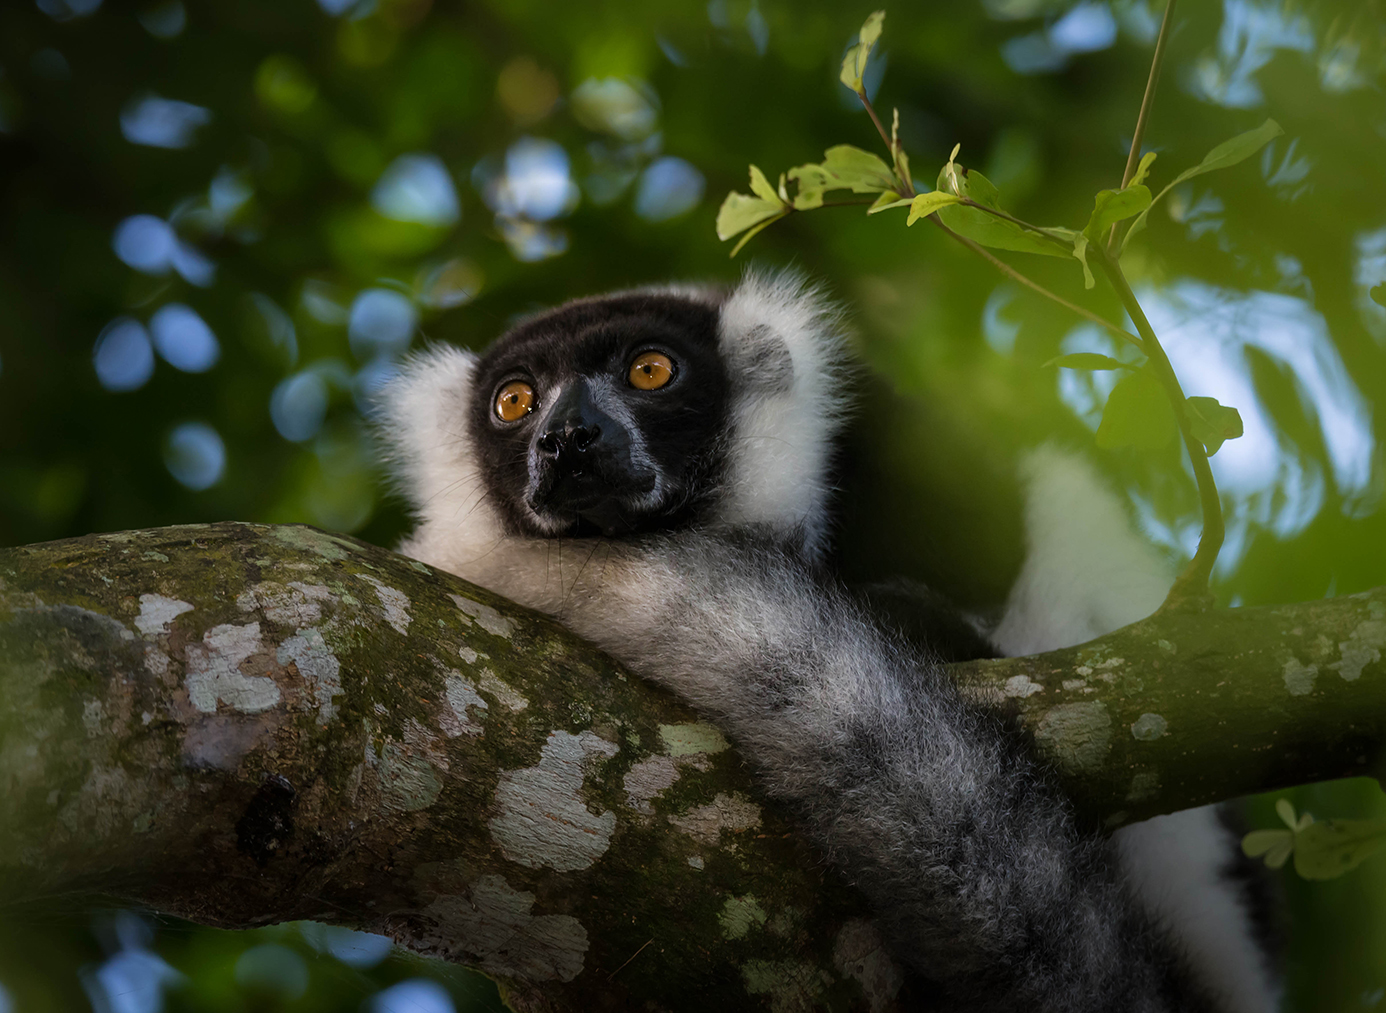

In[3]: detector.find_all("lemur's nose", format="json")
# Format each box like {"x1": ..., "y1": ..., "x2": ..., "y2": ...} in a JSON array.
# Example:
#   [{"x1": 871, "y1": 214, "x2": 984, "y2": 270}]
[
  {"x1": 536, "y1": 381, "x2": 607, "y2": 460},
  {"x1": 537, "y1": 422, "x2": 601, "y2": 457}
]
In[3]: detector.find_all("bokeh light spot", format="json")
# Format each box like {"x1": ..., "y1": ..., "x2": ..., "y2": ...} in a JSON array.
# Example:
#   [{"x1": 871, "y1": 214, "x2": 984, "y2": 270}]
[
  {"x1": 369, "y1": 978, "x2": 455, "y2": 1013},
  {"x1": 80, "y1": 948, "x2": 182, "y2": 1013},
  {"x1": 149, "y1": 303, "x2": 219, "y2": 373},
  {"x1": 271, "y1": 372, "x2": 330, "y2": 442},
  {"x1": 497, "y1": 56, "x2": 561, "y2": 123},
  {"x1": 499, "y1": 219, "x2": 568, "y2": 262},
  {"x1": 93, "y1": 318, "x2": 156, "y2": 392},
  {"x1": 120, "y1": 94, "x2": 211, "y2": 148},
  {"x1": 254, "y1": 55, "x2": 317, "y2": 115},
  {"x1": 348, "y1": 288, "x2": 417, "y2": 360},
  {"x1": 36, "y1": 0, "x2": 101, "y2": 21},
  {"x1": 634, "y1": 156, "x2": 704, "y2": 221},
  {"x1": 298, "y1": 922, "x2": 393, "y2": 968},
  {"x1": 164, "y1": 422, "x2": 225, "y2": 490},
  {"x1": 138, "y1": 1, "x2": 186, "y2": 39},
  {"x1": 233, "y1": 944, "x2": 308, "y2": 999},
  {"x1": 371, "y1": 153, "x2": 459, "y2": 227},
  {"x1": 113, "y1": 215, "x2": 176, "y2": 274},
  {"x1": 571, "y1": 78, "x2": 658, "y2": 140},
  {"x1": 416, "y1": 258, "x2": 481, "y2": 309}
]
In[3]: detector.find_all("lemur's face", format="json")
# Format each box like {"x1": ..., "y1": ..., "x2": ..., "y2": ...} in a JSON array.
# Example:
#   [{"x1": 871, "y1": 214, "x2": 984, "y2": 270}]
[{"x1": 470, "y1": 293, "x2": 731, "y2": 537}]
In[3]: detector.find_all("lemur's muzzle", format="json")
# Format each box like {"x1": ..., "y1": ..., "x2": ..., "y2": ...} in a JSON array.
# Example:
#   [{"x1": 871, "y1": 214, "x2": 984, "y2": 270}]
[{"x1": 526, "y1": 378, "x2": 656, "y2": 533}]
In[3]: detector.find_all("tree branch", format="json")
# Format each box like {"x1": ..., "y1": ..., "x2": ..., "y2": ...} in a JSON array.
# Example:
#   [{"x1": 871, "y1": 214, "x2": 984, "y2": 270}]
[{"x1": 2, "y1": 524, "x2": 1382, "y2": 1004}]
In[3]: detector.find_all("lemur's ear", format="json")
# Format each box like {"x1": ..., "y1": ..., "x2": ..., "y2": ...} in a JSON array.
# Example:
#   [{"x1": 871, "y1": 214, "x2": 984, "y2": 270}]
[
  {"x1": 726, "y1": 323, "x2": 795, "y2": 394},
  {"x1": 711, "y1": 269, "x2": 851, "y2": 562}
]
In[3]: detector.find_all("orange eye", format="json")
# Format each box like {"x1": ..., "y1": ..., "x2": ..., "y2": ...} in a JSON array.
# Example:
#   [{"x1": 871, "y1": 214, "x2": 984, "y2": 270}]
[
  {"x1": 629, "y1": 352, "x2": 674, "y2": 391},
  {"x1": 495, "y1": 381, "x2": 535, "y2": 421}
]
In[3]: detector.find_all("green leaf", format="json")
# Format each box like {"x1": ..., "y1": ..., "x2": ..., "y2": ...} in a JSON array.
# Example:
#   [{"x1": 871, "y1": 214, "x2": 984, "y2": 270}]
[
  {"x1": 1095, "y1": 366, "x2": 1177, "y2": 451},
  {"x1": 1242, "y1": 828, "x2": 1292, "y2": 859},
  {"x1": 933, "y1": 164, "x2": 1071, "y2": 258},
  {"x1": 789, "y1": 145, "x2": 896, "y2": 204},
  {"x1": 905, "y1": 191, "x2": 961, "y2": 225},
  {"x1": 748, "y1": 164, "x2": 781, "y2": 204},
  {"x1": 1043, "y1": 353, "x2": 1129, "y2": 371},
  {"x1": 1276, "y1": 798, "x2": 1298, "y2": 829},
  {"x1": 1185, "y1": 396, "x2": 1244, "y2": 456},
  {"x1": 1130, "y1": 151, "x2": 1157, "y2": 188},
  {"x1": 1083, "y1": 185, "x2": 1152, "y2": 243},
  {"x1": 1069, "y1": 229, "x2": 1095, "y2": 289},
  {"x1": 715, "y1": 191, "x2": 787, "y2": 241},
  {"x1": 839, "y1": 11, "x2": 885, "y2": 92},
  {"x1": 1123, "y1": 119, "x2": 1284, "y2": 251},
  {"x1": 727, "y1": 210, "x2": 790, "y2": 257},
  {"x1": 716, "y1": 165, "x2": 790, "y2": 243},
  {"x1": 1264, "y1": 838, "x2": 1295, "y2": 870},
  {"x1": 1294, "y1": 818, "x2": 1386, "y2": 880},
  {"x1": 866, "y1": 191, "x2": 905, "y2": 213},
  {"x1": 1370, "y1": 283, "x2": 1386, "y2": 308}
]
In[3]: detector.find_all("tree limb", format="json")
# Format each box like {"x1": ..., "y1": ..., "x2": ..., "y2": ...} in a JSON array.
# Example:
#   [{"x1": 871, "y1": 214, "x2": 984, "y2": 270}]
[{"x1": 1, "y1": 523, "x2": 1383, "y2": 1007}]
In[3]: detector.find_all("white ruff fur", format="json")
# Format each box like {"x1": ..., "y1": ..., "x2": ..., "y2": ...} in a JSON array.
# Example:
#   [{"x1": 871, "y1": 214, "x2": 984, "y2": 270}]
[
  {"x1": 381, "y1": 270, "x2": 849, "y2": 601},
  {"x1": 997, "y1": 445, "x2": 1280, "y2": 1013}
]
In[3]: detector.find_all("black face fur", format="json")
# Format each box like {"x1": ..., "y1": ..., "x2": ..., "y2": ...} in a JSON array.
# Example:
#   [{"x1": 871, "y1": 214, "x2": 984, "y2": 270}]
[{"x1": 470, "y1": 292, "x2": 731, "y2": 537}]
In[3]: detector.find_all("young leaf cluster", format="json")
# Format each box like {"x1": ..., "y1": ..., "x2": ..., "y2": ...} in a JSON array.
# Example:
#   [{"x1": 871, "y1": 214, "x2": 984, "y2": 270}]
[{"x1": 1244, "y1": 799, "x2": 1386, "y2": 881}]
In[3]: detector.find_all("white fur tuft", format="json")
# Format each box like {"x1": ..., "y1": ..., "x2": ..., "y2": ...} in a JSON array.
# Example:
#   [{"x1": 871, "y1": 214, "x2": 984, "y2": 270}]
[
  {"x1": 1115, "y1": 807, "x2": 1282, "y2": 1013},
  {"x1": 376, "y1": 344, "x2": 507, "y2": 577},
  {"x1": 713, "y1": 269, "x2": 851, "y2": 561},
  {"x1": 991, "y1": 444, "x2": 1172, "y2": 656}
]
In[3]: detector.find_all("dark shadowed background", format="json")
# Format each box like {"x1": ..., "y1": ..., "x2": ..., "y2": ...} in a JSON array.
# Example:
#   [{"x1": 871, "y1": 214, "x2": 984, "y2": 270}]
[{"x1": 1, "y1": 0, "x2": 1384, "y2": 1009}]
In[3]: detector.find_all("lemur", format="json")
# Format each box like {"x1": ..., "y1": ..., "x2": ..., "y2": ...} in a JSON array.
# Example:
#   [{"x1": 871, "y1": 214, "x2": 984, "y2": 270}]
[{"x1": 378, "y1": 270, "x2": 1280, "y2": 1012}]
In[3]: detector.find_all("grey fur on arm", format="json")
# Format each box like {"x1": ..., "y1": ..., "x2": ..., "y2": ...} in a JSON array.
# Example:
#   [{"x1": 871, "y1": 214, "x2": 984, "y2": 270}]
[{"x1": 542, "y1": 531, "x2": 1208, "y2": 1013}]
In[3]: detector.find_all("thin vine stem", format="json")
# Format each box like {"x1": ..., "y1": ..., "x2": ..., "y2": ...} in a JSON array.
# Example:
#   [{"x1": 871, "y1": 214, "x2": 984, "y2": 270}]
[
  {"x1": 1092, "y1": 246, "x2": 1222, "y2": 609},
  {"x1": 1108, "y1": 0, "x2": 1177, "y2": 255}
]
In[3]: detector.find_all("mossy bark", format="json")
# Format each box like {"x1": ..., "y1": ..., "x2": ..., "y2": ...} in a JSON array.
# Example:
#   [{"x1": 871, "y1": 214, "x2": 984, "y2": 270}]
[
  {"x1": 0, "y1": 523, "x2": 901, "y2": 1013},
  {"x1": 1, "y1": 522, "x2": 1383, "y2": 1009}
]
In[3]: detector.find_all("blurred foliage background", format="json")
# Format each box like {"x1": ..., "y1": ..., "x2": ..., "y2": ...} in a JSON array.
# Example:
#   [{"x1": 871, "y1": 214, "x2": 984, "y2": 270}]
[{"x1": 1, "y1": 0, "x2": 1384, "y2": 1009}]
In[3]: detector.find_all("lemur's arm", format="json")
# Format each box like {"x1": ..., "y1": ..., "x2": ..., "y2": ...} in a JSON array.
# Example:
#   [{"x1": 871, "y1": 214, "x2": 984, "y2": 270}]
[{"x1": 539, "y1": 531, "x2": 1207, "y2": 1013}]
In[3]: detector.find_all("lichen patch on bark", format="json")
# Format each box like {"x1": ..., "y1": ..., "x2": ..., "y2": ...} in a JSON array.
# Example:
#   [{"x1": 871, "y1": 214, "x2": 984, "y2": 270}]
[
  {"x1": 1003, "y1": 674, "x2": 1044, "y2": 698},
  {"x1": 185, "y1": 622, "x2": 281, "y2": 715},
  {"x1": 1034, "y1": 702, "x2": 1112, "y2": 775},
  {"x1": 659, "y1": 722, "x2": 730, "y2": 756},
  {"x1": 237, "y1": 581, "x2": 334, "y2": 628},
  {"x1": 741, "y1": 958, "x2": 832, "y2": 1012},
  {"x1": 719, "y1": 895, "x2": 768, "y2": 939},
  {"x1": 489, "y1": 730, "x2": 619, "y2": 872},
  {"x1": 1282, "y1": 656, "x2": 1319, "y2": 696},
  {"x1": 449, "y1": 594, "x2": 515, "y2": 638},
  {"x1": 477, "y1": 671, "x2": 528, "y2": 711},
  {"x1": 276, "y1": 628, "x2": 342, "y2": 724},
  {"x1": 360, "y1": 575, "x2": 413, "y2": 636},
  {"x1": 135, "y1": 594, "x2": 195, "y2": 636},
  {"x1": 1329, "y1": 609, "x2": 1385, "y2": 683},
  {"x1": 1130, "y1": 713, "x2": 1168, "y2": 741},
  {"x1": 668, "y1": 792, "x2": 762, "y2": 845},
  {"x1": 832, "y1": 920, "x2": 904, "y2": 1013},
  {"x1": 419, "y1": 873, "x2": 589, "y2": 982},
  {"x1": 443, "y1": 672, "x2": 488, "y2": 737}
]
